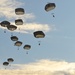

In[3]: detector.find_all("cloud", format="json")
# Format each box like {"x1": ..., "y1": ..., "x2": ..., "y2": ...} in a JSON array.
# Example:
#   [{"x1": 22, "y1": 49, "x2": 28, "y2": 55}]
[
  {"x1": 0, "y1": 0, "x2": 56, "y2": 34},
  {"x1": 16, "y1": 23, "x2": 51, "y2": 33},
  {"x1": 0, "y1": 22, "x2": 53, "y2": 33},
  {"x1": 0, "y1": 59, "x2": 75, "y2": 75},
  {"x1": 0, "y1": 0, "x2": 53, "y2": 33},
  {"x1": 0, "y1": 0, "x2": 35, "y2": 20}
]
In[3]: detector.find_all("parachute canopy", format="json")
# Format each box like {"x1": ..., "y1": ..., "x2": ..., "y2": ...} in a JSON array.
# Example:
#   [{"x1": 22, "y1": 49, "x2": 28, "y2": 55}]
[
  {"x1": 7, "y1": 25, "x2": 17, "y2": 31},
  {"x1": 14, "y1": 41, "x2": 22, "y2": 46},
  {"x1": 23, "y1": 45, "x2": 31, "y2": 54},
  {"x1": 33, "y1": 31, "x2": 45, "y2": 38},
  {"x1": 1, "y1": 21, "x2": 10, "y2": 27},
  {"x1": 45, "y1": 3, "x2": 56, "y2": 12},
  {"x1": 15, "y1": 8, "x2": 25, "y2": 15},
  {"x1": 7, "y1": 58, "x2": 14, "y2": 63},
  {"x1": 23, "y1": 45, "x2": 31, "y2": 50},
  {"x1": 3, "y1": 62, "x2": 9, "y2": 66},
  {"x1": 11, "y1": 36, "x2": 18, "y2": 41},
  {"x1": 15, "y1": 19, "x2": 23, "y2": 25}
]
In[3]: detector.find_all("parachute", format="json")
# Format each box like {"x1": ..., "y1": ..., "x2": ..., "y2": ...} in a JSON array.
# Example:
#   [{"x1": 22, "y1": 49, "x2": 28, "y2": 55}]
[
  {"x1": 7, "y1": 58, "x2": 14, "y2": 66},
  {"x1": 3, "y1": 62, "x2": 9, "y2": 69},
  {"x1": 33, "y1": 31, "x2": 45, "y2": 45},
  {"x1": 33, "y1": 31, "x2": 45, "y2": 38},
  {"x1": 1, "y1": 21, "x2": 10, "y2": 27},
  {"x1": 45, "y1": 3, "x2": 56, "y2": 17},
  {"x1": 23, "y1": 45, "x2": 31, "y2": 54},
  {"x1": 7, "y1": 25, "x2": 17, "y2": 31},
  {"x1": 3, "y1": 62, "x2": 9, "y2": 66},
  {"x1": 1, "y1": 21, "x2": 10, "y2": 33},
  {"x1": 11, "y1": 36, "x2": 18, "y2": 41},
  {"x1": 15, "y1": 8, "x2": 25, "y2": 15},
  {"x1": 7, "y1": 25, "x2": 17, "y2": 36},
  {"x1": 14, "y1": 41, "x2": 22, "y2": 50},
  {"x1": 45, "y1": 3, "x2": 56, "y2": 12},
  {"x1": 7, "y1": 58, "x2": 14, "y2": 63},
  {"x1": 15, "y1": 19, "x2": 23, "y2": 25}
]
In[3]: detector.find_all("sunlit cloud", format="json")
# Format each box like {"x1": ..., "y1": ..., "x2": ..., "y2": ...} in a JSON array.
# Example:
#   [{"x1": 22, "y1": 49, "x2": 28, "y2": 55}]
[
  {"x1": 0, "y1": 22, "x2": 53, "y2": 33},
  {"x1": 0, "y1": 59, "x2": 75, "y2": 75},
  {"x1": 16, "y1": 23, "x2": 51, "y2": 33}
]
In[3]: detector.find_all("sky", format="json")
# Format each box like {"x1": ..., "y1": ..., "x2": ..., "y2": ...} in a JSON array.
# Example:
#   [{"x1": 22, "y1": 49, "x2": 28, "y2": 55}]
[{"x1": 0, "y1": 0, "x2": 75, "y2": 75}]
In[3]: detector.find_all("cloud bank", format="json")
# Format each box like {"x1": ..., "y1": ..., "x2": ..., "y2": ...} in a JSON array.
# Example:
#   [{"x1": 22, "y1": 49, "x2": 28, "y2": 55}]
[{"x1": 1, "y1": 59, "x2": 75, "y2": 75}]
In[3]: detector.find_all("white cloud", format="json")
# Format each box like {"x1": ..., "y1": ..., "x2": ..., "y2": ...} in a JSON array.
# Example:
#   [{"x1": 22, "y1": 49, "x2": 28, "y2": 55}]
[
  {"x1": 0, "y1": 59, "x2": 75, "y2": 75},
  {"x1": 16, "y1": 23, "x2": 51, "y2": 33},
  {"x1": 0, "y1": 22, "x2": 52, "y2": 33},
  {"x1": 0, "y1": 0, "x2": 55, "y2": 33},
  {"x1": 0, "y1": 0, "x2": 35, "y2": 20},
  {"x1": 0, "y1": 0, "x2": 52, "y2": 34}
]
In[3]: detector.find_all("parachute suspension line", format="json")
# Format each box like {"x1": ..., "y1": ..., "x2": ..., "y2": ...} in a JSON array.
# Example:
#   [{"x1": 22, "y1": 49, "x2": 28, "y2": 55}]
[
  {"x1": 4, "y1": 29, "x2": 6, "y2": 33},
  {"x1": 5, "y1": 67, "x2": 6, "y2": 69},
  {"x1": 18, "y1": 46, "x2": 19, "y2": 50},
  {"x1": 26, "y1": 51, "x2": 28, "y2": 54},
  {"x1": 38, "y1": 43, "x2": 40, "y2": 45},
  {"x1": 51, "y1": 13, "x2": 55, "y2": 17},
  {"x1": 8, "y1": 63, "x2": 11, "y2": 67},
  {"x1": 38, "y1": 41, "x2": 41, "y2": 46},
  {"x1": 11, "y1": 32, "x2": 13, "y2": 37},
  {"x1": 52, "y1": 14, "x2": 55, "y2": 17},
  {"x1": 19, "y1": 27, "x2": 20, "y2": 34},
  {"x1": 4, "y1": 66, "x2": 7, "y2": 70},
  {"x1": 9, "y1": 64, "x2": 11, "y2": 66}
]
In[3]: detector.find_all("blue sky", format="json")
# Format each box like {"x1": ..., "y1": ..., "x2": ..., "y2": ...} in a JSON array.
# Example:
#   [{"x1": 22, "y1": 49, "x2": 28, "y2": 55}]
[
  {"x1": 0, "y1": 0, "x2": 75, "y2": 75},
  {"x1": 0, "y1": 0, "x2": 75, "y2": 63}
]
